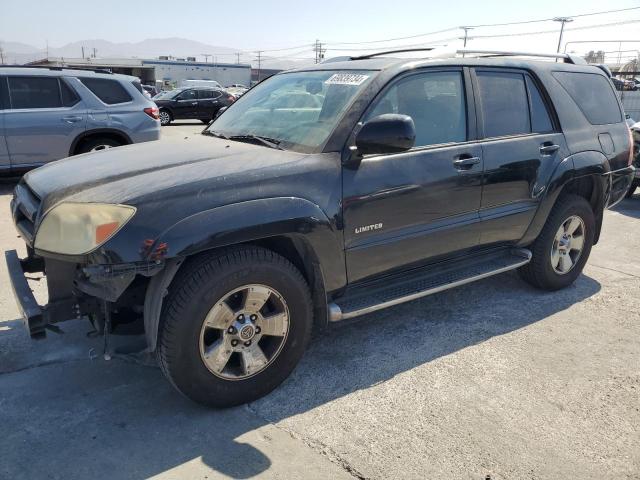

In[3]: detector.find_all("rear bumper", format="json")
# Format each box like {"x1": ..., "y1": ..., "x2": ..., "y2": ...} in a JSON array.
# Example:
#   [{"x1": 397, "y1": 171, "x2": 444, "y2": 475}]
[
  {"x1": 4, "y1": 250, "x2": 46, "y2": 338},
  {"x1": 605, "y1": 166, "x2": 635, "y2": 208}
]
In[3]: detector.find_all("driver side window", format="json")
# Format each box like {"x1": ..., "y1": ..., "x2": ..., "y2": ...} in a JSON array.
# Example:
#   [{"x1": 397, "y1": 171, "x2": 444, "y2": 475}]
[
  {"x1": 178, "y1": 89, "x2": 197, "y2": 101},
  {"x1": 366, "y1": 71, "x2": 467, "y2": 148}
]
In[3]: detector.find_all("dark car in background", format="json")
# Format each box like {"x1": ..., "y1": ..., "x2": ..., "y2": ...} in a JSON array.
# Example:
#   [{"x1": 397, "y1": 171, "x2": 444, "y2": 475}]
[{"x1": 154, "y1": 86, "x2": 236, "y2": 125}]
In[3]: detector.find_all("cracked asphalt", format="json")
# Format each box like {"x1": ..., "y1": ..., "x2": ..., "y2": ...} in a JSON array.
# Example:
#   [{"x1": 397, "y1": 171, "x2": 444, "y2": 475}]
[{"x1": 1, "y1": 121, "x2": 639, "y2": 479}]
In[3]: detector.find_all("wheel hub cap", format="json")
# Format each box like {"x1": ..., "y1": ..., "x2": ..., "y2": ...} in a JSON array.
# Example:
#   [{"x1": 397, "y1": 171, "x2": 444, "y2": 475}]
[
  {"x1": 199, "y1": 284, "x2": 290, "y2": 380},
  {"x1": 551, "y1": 215, "x2": 585, "y2": 275}
]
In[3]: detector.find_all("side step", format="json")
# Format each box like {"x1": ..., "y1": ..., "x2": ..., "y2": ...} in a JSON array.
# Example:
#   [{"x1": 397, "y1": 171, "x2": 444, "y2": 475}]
[{"x1": 329, "y1": 248, "x2": 532, "y2": 322}]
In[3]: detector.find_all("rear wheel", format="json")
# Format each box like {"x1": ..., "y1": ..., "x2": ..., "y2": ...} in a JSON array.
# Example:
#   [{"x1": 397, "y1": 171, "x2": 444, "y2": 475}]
[
  {"x1": 157, "y1": 246, "x2": 313, "y2": 407},
  {"x1": 76, "y1": 137, "x2": 121, "y2": 154},
  {"x1": 159, "y1": 109, "x2": 172, "y2": 126},
  {"x1": 519, "y1": 194, "x2": 595, "y2": 290}
]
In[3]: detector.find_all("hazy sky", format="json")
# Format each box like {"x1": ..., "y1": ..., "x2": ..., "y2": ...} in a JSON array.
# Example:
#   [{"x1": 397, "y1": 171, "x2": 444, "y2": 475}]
[{"x1": 2, "y1": 0, "x2": 640, "y2": 60}]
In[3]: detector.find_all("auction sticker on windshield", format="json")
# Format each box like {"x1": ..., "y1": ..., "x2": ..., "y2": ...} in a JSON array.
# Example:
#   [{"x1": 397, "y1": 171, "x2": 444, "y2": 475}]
[{"x1": 324, "y1": 73, "x2": 370, "y2": 85}]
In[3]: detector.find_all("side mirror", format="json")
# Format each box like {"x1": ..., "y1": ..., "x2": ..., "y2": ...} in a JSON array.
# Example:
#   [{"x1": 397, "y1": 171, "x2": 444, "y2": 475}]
[
  {"x1": 355, "y1": 114, "x2": 415, "y2": 155},
  {"x1": 214, "y1": 106, "x2": 228, "y2": 120}
]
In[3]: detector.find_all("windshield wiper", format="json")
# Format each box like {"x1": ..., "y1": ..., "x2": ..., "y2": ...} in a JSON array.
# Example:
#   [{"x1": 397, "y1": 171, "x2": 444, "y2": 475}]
[
  {"x1": 227, "y1": 134, "x2": 283, "y2": 150},
  {"x1": 202, "y1": 130, "x2": 229, "y2": 139}
]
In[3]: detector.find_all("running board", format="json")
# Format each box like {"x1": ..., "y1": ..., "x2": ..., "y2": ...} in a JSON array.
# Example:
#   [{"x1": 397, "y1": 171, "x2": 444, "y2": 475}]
[{"x1": 329, "y1": 248, "x2": 532, "y2": 322}]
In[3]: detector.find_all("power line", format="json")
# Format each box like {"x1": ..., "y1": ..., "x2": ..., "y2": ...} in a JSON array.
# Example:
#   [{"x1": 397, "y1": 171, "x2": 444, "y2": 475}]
[
  {"x1": 324, "y1": 27, "x2": 458, "y2": 46},
  {"x1": 470, "y1": 18, "x2": 640, "y2": 39}
]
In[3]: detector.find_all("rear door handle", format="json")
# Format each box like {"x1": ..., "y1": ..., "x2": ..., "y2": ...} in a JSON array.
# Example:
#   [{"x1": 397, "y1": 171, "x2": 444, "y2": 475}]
[
  {"x1": 62, "y1": 115, "x2": 83, "y2": 123},
  {"x1": 191, "y1": 102, "x2": 198, "y2": 106},
  {"x1": 453, "y1": 156, "x2": 481, "y2": 170},
  {"x1": 540, "y1": 144, "x2": 560, "y2": 155}
]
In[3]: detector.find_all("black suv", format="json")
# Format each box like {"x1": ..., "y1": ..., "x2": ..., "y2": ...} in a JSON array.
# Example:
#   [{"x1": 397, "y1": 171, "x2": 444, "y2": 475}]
[
  {"x1": 154, "y1": 86, "x2": 236, "y2": 125},
  {"x1": 5, "y1": 50, "x2": 634, "y2": 407}
]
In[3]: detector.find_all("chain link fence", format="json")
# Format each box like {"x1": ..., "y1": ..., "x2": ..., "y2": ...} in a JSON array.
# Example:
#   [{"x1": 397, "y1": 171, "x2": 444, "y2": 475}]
[{"x1": 614, "y1": 70, "x2": 640, "y2": 121}]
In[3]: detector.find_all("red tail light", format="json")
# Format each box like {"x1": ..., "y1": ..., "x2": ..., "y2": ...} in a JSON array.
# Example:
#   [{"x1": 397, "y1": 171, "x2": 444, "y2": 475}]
[
  {"x1": 227, "y1": 95, "x2": 236, "y2": 103},
  {"x1": 144, "y1": 106, "x2": 160, "y2": 120}
]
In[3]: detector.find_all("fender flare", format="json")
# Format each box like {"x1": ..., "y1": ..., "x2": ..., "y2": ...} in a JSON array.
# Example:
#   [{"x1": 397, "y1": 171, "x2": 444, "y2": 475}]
[
  {"x1": 519, "y1": 150, "x2": 609, "y2": 246},
  {"x1": 142, "y1": 197, "x2": 345, "y2": 351},
  {"x1": 69, "y1": 128, "x2": 132, "y2": 155}
]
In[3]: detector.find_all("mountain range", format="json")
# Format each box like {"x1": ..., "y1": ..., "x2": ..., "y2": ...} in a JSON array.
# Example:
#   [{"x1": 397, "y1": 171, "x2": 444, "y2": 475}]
[{"x1": 0, "y1": 37, "x2": 312, "y2": 70}]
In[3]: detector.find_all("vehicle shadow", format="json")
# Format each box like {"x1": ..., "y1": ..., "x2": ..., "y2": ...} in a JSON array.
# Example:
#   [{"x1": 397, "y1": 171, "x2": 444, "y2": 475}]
[
  {"x1": 0, "y1": 270, "x2": 601, "y2": 479},
  {"x1": 611, "y1": 195, "x2": 640, "y2": 219}
]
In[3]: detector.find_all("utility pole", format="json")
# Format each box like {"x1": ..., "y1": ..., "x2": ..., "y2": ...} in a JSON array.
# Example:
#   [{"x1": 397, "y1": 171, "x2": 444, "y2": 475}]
[
  {"x1": 202, "y1": 53, "x2": 211, "y2": 63},
  {"x1": 81, "y1": 46, "x2": 85, "y2": 59},
  {"x1": 460, "y1": 27, "x2": 473, "y2": 57},
  {"x1": 553, "y1": 17, "x2": 573, "y2": 54},
  {"x1": 92, "y1": 47, "x2": 97, "y2": 58},
  {"x1": 0, "y1": 43, "x2": 5, "y2": 65},
  {"x1": 236, "y1": 52, "x2": 241, "y2": 64},
  {"x1": 255, "y1": 51, "x2": 262, "y2": 82},
  {"x1": 314, "y1": 40, "x2": 325, "y2": 63}
]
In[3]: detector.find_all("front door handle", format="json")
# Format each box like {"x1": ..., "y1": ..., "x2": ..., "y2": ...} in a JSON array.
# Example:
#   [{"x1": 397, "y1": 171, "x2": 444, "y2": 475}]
[
  {"x1": 62, "y1": 115, "x2": 83, "y2": 123},
  {"x1": 540, "y1": 143, "x2": 560, "y2": 155},
  {"x1": 453, "y1": 156, "x2": 481, "y2": 170}
]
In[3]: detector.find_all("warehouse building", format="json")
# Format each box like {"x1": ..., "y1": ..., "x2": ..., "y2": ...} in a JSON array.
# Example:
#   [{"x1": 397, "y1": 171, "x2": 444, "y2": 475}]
[{"x1": 28, "y1": 56, "x2": 252, "y2": 89}]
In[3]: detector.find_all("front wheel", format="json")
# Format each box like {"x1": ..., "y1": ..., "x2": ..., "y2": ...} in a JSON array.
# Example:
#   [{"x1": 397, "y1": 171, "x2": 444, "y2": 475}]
[
  {"x1": 157, "y1": 246, "x2": 313, "y2": 407},
  {"x1": 519, "y1": 194, "x2": 595, "y2": 290},
  {"x1": 159, "y1": 109, "x2": 172, "y2": 126}
]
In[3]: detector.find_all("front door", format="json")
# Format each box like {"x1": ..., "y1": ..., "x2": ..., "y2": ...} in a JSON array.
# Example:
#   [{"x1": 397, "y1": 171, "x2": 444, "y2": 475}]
[
  {"x1": 343, "y1": 69, "x2": 484, "y2": 283},
  {"x1": 4, "y1": 75, "x2": 86, "y2": 167},
  {"x1": 173, "y1": 89, "x2": 199, "y2": 119}
]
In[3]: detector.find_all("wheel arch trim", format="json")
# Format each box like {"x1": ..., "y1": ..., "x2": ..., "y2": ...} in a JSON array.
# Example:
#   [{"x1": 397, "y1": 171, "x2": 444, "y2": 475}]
[{"x1": 70, "y1": 128, "x2": 132, "y2": 155}]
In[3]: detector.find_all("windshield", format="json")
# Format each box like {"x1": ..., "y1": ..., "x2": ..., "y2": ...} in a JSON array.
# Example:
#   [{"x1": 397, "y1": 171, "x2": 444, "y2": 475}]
[{"x1": 207, "y1": 70, "x2": 375, "y2": 153}]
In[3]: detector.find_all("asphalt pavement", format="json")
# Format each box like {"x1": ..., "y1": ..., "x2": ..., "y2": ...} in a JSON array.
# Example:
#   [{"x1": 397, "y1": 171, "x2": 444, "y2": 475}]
[{"x1": 1, "y1": 121, "x2": 638, "y2": 479}]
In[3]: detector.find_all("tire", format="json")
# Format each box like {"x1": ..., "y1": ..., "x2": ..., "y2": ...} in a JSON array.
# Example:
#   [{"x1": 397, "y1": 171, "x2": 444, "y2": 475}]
[
  {"x1": 625, "y1": 179, "x2": 639, "y2": 198},
  {"x1": 159, "y1": 109, "x2": 172, "y2": 126},
  {"x1": 519, "y1": 194, "x2": 595, "y2": 291},
  {"x1": 76, "y1": 137, "x2": 121, "y2": 154},
  {"x1": 157, "y1": 246, "x2": 313, "y2": 407}
]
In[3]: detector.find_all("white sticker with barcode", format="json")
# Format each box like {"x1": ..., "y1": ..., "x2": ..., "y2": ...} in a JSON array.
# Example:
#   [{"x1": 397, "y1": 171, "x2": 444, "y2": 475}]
[{"x1": 324, "y1": 73, "x2": 370, "y2": 86}]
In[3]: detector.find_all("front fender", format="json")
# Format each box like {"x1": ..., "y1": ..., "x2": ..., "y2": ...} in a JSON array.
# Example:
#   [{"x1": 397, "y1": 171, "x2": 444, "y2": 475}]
[{"x1": 151, "y1": 197, "x2": 346, "y2": 292}]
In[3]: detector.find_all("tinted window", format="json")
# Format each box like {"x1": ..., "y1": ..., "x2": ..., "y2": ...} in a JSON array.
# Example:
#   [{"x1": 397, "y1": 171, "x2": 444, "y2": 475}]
[
  {"x1": 177, "y1": 89, "x2": 197, "y2": 100},
  {"x1": 60, "y1": 79, "x2": 80, "y2": 107},
  {"x1": 80, "y1": 77, "x2": 132, "y2": 104},
  {"x1": 198, "y1": 89, "x2": 220, "y2": 99},
  {"x1": 526, "y1": 76, "x2": 553, "y2": 133},
  {"x1": 8, "y1": 76, "x2": 61, "y2": 109},
  {"x1": 477, "y1": 71, "x2": 530, "y2": 137},
  {"x1": 365, "y1": 71, "x2": 467, "y2": 147},
  {"x1": 552, "y1": 71, "x2": 622, "y2": 125}
]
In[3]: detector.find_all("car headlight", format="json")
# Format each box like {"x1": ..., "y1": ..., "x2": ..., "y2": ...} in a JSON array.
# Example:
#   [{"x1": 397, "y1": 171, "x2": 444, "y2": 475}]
[{"x1": 35, "y1": 203, "x2": 136, "y2": 255}]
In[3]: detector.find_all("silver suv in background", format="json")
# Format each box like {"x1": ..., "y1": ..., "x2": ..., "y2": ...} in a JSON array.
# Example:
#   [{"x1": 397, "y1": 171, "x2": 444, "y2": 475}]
[{"x1": 0, "y1": 67, "x2": 160, "y2": 175}]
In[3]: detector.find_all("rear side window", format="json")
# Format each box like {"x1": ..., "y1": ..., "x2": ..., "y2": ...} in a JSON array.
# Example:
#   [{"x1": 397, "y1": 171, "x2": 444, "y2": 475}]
[
  {"x1": 526, "y1": 76, "x2": 554, "y2": 133},
  {"x1": 476, "y1": 71, "x2": 530, "y2": 137},
  {"x1": 80, "y1": 77, "x2": 132, "y2": 104},
  {"x1": 8, "y1": 76, "x2": 62, "y2": 109},
  {"x1": 552, "y1": 71, "x2": 622, "y2": 125},
  {"x1": 60, "y1": 79, "x2": 80, "y2": 107}
]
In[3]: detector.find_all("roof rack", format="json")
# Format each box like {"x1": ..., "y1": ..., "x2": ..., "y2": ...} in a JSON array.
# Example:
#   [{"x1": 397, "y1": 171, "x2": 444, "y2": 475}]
[
  {"x1": 454, "y1": 49, "x2": 587, "y2": 65},
  {"x1": 351, "y1": 48, "x2": 435, "y2": 60},
  {"x1": 0, "y1": 65, "x2": 114, "y2": 74}
]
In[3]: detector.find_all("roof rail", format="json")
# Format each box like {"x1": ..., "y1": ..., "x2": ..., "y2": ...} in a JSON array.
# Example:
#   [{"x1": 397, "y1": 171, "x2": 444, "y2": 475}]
[
  {"x1": 455, "y1": 49, "x2": 587, "y2": 64},
  {"x1": 1, "y1": 65, "x2": 114, "y2": 74},
  {"x1": 351, "y1": 47, "x2": 435, "y2": 60}
]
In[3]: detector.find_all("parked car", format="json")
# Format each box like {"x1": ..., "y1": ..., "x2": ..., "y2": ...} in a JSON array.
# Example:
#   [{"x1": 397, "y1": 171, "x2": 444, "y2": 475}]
[
  {"x1": 611, "y1": 77, "x2": 625, "y2": 91},
  {"x1": 0, "y1": 66, "x2": 160, "y2": 175},
  {"x1": 626, "y1": 121, "x2": 640, "y2": 197},
  {"x1": 226, "y1": 86, "x2": 249, "y2": 98},
  {"x1": 5, "y1": 51, "x2": 634, "y2": 408},
  {"x1": 154, "y1": 86, "x2": 235, "y2": 125},
  {"x1": 142, "y1": 84, "x2": 159, "y2": 97}
]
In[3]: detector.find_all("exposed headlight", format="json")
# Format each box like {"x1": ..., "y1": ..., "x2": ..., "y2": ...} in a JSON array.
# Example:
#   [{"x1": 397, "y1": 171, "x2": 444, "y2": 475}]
[{"x1": 35, "y1": 203, "x2": 136, "y2": 255}]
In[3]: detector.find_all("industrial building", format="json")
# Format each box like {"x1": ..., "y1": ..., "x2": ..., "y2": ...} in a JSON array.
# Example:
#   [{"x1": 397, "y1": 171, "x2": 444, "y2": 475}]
[{"x1": 28, "y1": 56, "x2": 252, "y2": 89}]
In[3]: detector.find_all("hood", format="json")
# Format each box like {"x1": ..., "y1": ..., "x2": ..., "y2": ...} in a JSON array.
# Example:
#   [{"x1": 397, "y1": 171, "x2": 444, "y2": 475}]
[{"x1": 24, "y1": 134, "x2": 306, "y2": 213}]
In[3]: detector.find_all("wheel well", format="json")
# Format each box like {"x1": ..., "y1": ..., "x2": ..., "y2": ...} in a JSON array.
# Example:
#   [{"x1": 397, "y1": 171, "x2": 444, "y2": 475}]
[
  {"x1": 560, "y1": 174, "x2": 605, "y2": 243},
  {"x1": 72, "y1": 130, "x2": 131, "y2": 155},
  {"x1": 159, "y1": 107, "x2": 173, "y2": 118},
  {"x1": 249, "y1": 235, "x2": 329, "y2": 329}
]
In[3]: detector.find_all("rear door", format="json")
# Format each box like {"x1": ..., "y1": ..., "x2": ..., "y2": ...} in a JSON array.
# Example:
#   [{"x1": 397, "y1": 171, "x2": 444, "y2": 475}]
[
  {"x1": 471, "y1": 68, "x2": 569, "y2": 246},
  {"x1": 173, "y1": 89, "x2": 198, "y2": 119},
  {"x1": 4, "y1": 75, "x2": 87, "y2": 168},
  {"x1": 0, "y1": 76, "x2": 9, "y2": 172},
  {"x1": 197, "y1": 88, "x2": 222, "y2": 119}
]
